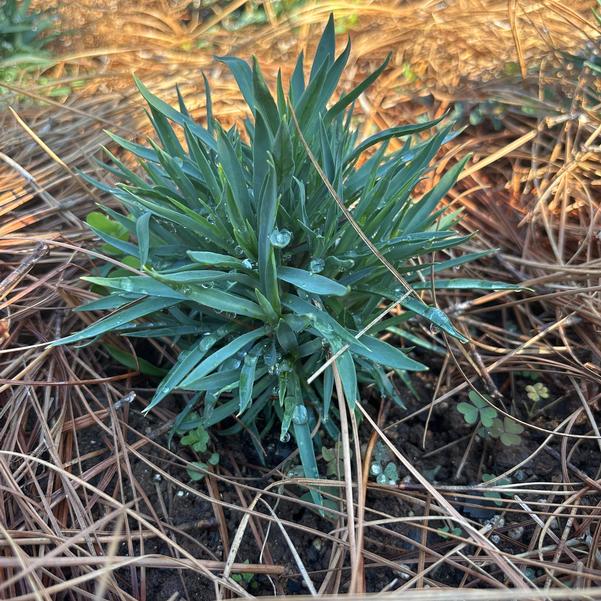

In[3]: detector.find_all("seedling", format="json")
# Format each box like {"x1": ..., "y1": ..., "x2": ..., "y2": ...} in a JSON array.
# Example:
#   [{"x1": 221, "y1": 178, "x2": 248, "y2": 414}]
[
  {"x1": 322, "y1": 442, "x2": 343, "y2": 477},
  {"x1": 438, "y1": 525, "x2": 463, "y2": 540},
  {"x1": 231, "y1": 559, "x2": 257, "y2": 589},
  {"x1": 482, "y1": 473, "x2": 512, "y2": 506},
  {"x1": 457, "y1": 390, "x2": 497, "y2": 427},
  {"x1": 484, "y1": 417, "x2": 524, "y2": 447},
  {"x1": 525, "y1": 382, "x2": 549, "y2": 402}
]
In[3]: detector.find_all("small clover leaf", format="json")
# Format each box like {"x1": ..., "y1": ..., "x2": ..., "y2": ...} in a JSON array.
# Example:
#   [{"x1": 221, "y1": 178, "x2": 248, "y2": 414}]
[
  {"x1": 322, "y1": 442, "x2": 343, "y2": 477},
  {"x1": 231, "y1": 560, "x2": 254, "y2": 585},
  {"x1": 480, "y1": 407, "x2": 498, "y2": 428},
  {"x1": 457, "y1": 390, "x2": 498, "y2": 427},
  {"x1": 500, "y1": 418, "x2": 524, "y2": 446},
  {"x1": 482, "y1": 473, "x2": 511, "y2": 506},
  {"x1": 487, "y1": 417, "x2": 523, "y2": 446},
  {"x1": 181, "y1": 425, "x2": 209, "y2": 453},
  {"x1": 187, "y1": 461, "x2": 207, "y2": 481},
  {"x1": 457, "y1": 402, "x2": 478, "y2": 424},
  {"x1": 384, "y1": 462, "x2": 399, "y2": 484},
  {"x1": 526, "y1": 382, "x2": 549, "y2": 402},
  {"x1": 438, "y1": 526, "x2": 463, "y2": 540}
]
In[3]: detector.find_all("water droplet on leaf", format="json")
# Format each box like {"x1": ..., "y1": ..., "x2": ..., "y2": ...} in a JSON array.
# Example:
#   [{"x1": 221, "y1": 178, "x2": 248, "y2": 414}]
[
  {"x1": 309, "y1": 258, "x2": 325, "y2": 274},
  {"x1": 269, "y1": 228, "x2": 292, "y2": 248},
  {"x1": 292, "y1": 405, "x2": 308, "y2": 425}
]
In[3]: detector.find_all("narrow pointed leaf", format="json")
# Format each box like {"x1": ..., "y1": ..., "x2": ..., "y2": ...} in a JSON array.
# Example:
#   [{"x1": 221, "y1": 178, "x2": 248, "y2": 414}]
[
  {"x1": 181, "y1": 327, "x2": 268, "y2": 387},
  {"x1": 278, "y1": 267, "x2": 348, "y2": 296}
]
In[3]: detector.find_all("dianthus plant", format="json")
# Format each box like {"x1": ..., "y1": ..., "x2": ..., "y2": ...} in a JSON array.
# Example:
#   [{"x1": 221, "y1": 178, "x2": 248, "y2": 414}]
[{"x1": 56, "y1": 16, "x2": 515, "y2": 487}]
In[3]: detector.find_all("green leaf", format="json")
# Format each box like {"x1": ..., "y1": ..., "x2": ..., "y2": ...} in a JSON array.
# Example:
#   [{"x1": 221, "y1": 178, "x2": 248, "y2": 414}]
[
  {"x1": 178, "y1": 285, "x2": 265, "y2": 320},
  {"x1": 53, "y1": 298, "x2": 180, "y2": 346},
  {"x1": 133, "y1": 75, "x2": 215, "y2": 150},
  {"x1": 252, "y1": 57, "x2": 280, "y2": 135},
  {"x1": 86, "y1": 211, "x2": 128, "y2": 240},
  {"x1": 187, "y1": 251, "x2": 245, "y2": 269},
  {"x1": 290, "y1": 50, "x2": 305, "y2": 101},
  {"x1": 325, "y1": 53, "x2": 391, "y2": 122},
  {"x1": 292, "y1": 404, "x2": 323, "y2": 507},
  {"x1": 480, "y1": 407, "x2": 498, "y2": 428},
  {"x1": 82, "y1": 276, "x2": 187, "y2": 300},
  {"x1": 468, "y1": 390, "x2": 487, "y2": 407},
  {"x1": 187, "y1": 461, "x2": 208, "y2": 481},
  {"x1": 500, "y1": 418, "x2": 524, "y2": 446},
  {"x1": 457, "y1": 402, "x2": 478, "y2": 425},
  {"x1": 413, "y1": 279, "x2": 522, "y2": 291},
  {"x1": 257, "y1": 162, "x2": 281, "y2": 312},
  {"x1": 136, "y1": 212, "x2": 152, "y2": 266},
  {"x1": 403, "y1": 155, "x2": 470, "y2": 234},
  {"x1": 402, "y1": 298, "x2": 468, "y2": 343},
  {"x1": 310, "y1": 13, "x2": 335, "y2": 80},
  {"x1": 181, "y1": 425, "x2": 209, "y2": 452},
  {"x1": 350, "y1": 334, "x2": 427, "y2": 372},
  {"x1": 104, "y1": 343, "x2": 167, "y2": 377},
  {"x1": 216, "y1": 132, "x2": 252, "y2": 223},
  {"x1": 216, "y1": 55, "x2": 254, "y2": 107},
  {"x1": 278, "y1": 267, "x2": 348, "y2": 297},
  {"x1": 254, "y1": 288, "x2": 279, "y2": 323},
  {"x1": 345, "y1": 117, "x2": 444, "y2": 165},
  {"x1": 181, "y1": 327, "x2": 268, "y2": 388},
  {"x1": 239, "y1": 346, "x2": 261, "y2": 414},
  {"x1": 147, "y1": 330, "x2": 231, "y2": 412}
]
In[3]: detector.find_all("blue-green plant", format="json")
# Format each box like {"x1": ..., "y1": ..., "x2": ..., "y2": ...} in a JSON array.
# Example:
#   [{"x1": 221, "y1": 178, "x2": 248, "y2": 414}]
[
  {"x1": 54, "y1": 16, "x2": 517, "y2": 493},
  {"x1": 0, "y1": 0, "x2": 56, "y2": 63}
]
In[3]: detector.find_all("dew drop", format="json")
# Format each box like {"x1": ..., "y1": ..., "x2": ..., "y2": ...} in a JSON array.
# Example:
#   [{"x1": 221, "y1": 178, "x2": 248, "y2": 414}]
[
  {"x1": 309, "y1": 258, "x2": 325, "y2": 274},
  {"x1": 241, "y1": 259, "x2": 254, "y2": 269},
  {"x1": 292, "y1": 405, "x2": 308, "y2": 426},
  {"x1": 269, "y1": 228, "x2": 292, "y2": 248}
]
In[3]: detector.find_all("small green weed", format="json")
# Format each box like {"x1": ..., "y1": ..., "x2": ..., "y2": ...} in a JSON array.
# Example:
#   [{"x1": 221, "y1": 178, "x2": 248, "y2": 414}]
[
  {"x1": 457, "y1": 390, "x2": 524, "y2": 447},
  {"x1": 482, "y1": 473, "x2": 511, "y2": 507},
  {"x1": 438, "y1": 525, "x2": 463, "y2": 540},
  {"x1": 485, "y1": 417, "x2": 524, "y2": 447},
  {"x1": 178, "y1": 418, "x2": 220, "y2": 481},
  {"x1": 457, "y1": 390, "x2": 497, "y2": 427},
  {"x1": 525, "y1": 382, "x2": 549, "y2": 402},
  {"x1": 231, "y1": 560, "x2": 257, "y2": 590}
]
